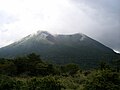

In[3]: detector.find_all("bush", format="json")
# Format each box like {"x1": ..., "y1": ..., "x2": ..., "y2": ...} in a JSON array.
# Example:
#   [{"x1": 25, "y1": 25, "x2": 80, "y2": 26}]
[
  {"x1": 0, "y1": 75, "x2": 17, "y2": 90},
  {"x1": 84, "y1": 70, "x2": 120, "y2": 90},
  {"x1": 0, "y1": 75, "x2": 28, "y2": 90},
  {"x1": 61, "y1": 63, "x2": 80, "y2": 76},
  {"x1": 27, "y1": 76, "x2": 62, "y2": 90},
  {"x1": 0, "y1": 60, "x2": 17, "y2": 76}
]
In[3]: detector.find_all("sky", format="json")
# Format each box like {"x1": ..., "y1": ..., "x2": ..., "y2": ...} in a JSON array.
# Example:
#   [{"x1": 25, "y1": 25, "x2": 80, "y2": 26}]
[{"x1": 0, "y1": 0, "x2": 120, "y2": 52}]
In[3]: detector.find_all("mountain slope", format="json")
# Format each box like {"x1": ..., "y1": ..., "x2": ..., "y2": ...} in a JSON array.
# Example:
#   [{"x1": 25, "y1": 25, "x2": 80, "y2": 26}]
[{"x1": 0, "y1": 31, "x2": 119, "y2": 68}]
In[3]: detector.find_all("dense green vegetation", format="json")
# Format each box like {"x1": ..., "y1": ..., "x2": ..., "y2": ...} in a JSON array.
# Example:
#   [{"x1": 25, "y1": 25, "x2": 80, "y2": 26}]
[{"x1": 0, "y1": 53, "x2": 120, "y2": 90}]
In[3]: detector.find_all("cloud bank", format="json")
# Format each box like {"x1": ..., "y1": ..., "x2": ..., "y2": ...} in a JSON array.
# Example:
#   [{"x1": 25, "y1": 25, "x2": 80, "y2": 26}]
[{"x1": 0, "y1": 0, "x2": 120, "y2": 51}]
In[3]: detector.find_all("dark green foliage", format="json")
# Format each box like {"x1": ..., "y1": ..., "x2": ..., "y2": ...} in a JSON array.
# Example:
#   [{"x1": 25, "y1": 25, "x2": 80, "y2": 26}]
[
  {"x1": 0, "y1": 75, "x2": 16, "y2": 90},
  {"x1": 0, "y1": 75, "x2": 27, "y2": 90},
  {"x1": 84, "y1": 70, "x2": 120, "y2": 90},
  {"x1": 61, "y1": 63, "x2": 80, "y2": 76},
  {"x1": 13, "y1": 53, "x2": 56, "y2": 76},
  {"x1": 28, "y1": 76, "x2": 62, "y2": 90},
  {"x1": 0, "y1": 53, "x2": 120, "y2": 90},
  {"x1": 112, "y1": 58, "x2": 120, "y2": 72},
  {"x1": 27, "y1": 53, "x2": 41, "y2": 61},
  {"x1": 0, "y1": 53, "x2": 61, "y2": 77},
  {"x1": 14, "y1": 57, "x2": 29, "y2": 75},
  {"x1": 0, "y1": 59, "x2": 17, "y2": 76},
  {"x1": 99, "y1": 61, "x2": 111, "y2": 70}
]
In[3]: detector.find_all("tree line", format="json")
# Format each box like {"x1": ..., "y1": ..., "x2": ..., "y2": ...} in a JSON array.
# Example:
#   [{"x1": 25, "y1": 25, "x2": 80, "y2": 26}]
[{"x1": 0, "y1": 53, "x2": 120, "y2": 90}]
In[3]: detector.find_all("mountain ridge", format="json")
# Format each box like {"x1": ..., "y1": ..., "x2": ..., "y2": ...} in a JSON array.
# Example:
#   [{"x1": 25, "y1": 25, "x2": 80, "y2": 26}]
[{"x1": 0, "y1": 30, "x2": 119, "y2": 68}]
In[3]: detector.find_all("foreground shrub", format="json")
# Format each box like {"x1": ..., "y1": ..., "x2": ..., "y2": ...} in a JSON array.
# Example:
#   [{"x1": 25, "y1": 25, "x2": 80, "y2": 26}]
[
  {"x1": 84, "y1": 70, "x2": 120, "y2": 90},
  {"x1": 0, "y1": 75, "x2": 27, "y2": 90},
  {"x1": 0, "y1": 75, "x2": 17, "y2": 90},
  {"x1": 27, "y1": 76, "x2": 62, "y2": 90}
]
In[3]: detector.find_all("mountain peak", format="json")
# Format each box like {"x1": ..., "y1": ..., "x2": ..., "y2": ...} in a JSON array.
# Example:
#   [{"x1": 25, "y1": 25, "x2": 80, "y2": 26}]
[
  {"x1": 36, "y1": 30, "x2": 51, "y2": 35},
  {"x1": 0, "y1": 30, "x2": 119, "y2": 69}
]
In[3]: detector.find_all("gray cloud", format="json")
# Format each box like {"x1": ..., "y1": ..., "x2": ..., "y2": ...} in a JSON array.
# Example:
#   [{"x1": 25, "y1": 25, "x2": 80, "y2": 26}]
[
  {"x1": 0, "y1": 0, "x2": 119, "y2": 52},
  {"x1": 69, "y1": 0, "x2": 120, "y2": 51}
]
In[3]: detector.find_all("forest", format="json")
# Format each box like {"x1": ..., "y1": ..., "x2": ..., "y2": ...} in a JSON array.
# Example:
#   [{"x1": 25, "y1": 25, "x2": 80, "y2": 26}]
[{"x1": 0, "y1": 53, "x2": 120, "y2": 90}]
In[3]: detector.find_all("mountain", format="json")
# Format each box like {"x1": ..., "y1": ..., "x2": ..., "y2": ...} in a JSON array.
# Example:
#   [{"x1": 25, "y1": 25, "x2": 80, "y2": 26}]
[{"x1": 0, "y1": 31, "x2": 119, "y2": 68}]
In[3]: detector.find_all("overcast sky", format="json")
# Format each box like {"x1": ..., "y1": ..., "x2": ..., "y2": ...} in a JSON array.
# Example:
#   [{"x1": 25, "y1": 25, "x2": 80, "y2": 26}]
[{"x1": 0, "y1": 0, "x2": 120, "y2": 52}]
